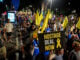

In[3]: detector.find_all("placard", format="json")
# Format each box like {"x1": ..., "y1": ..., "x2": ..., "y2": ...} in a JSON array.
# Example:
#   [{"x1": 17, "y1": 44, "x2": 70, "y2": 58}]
[{"x1": 38, "y1": 31, "x2": 66, "y2": 52}]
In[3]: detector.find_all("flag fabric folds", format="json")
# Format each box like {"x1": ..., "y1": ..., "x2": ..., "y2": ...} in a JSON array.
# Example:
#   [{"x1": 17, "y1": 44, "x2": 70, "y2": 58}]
[
  {"x1": 41, "y1": 10, "x2": 50, "y2": 33},
  {"x1": 62, "y1": 16, "x2": 68, "y2": 29},
  {"x1": 35, "y1": 10, "x2": 43, "y2": 26},
  {"x1": 49, "y1": 13, "x2": 52, "y2": 19},
  {"x1": 35, "y1": 10, "x2": 39, "y2": 26},
  {"x1": 39, "y1": 12, "x2": 43, "y2": 25},
  {"x1": 76, "y1": 17, "x2": 80, "y2": 29}
]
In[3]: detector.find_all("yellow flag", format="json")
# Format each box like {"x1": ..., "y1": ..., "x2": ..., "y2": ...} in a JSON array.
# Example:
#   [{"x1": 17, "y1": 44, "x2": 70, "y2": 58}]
[
  {"x1": 70, "y1": 26, "x2": 74, "y2": 32},
  {"x1": 35, "y1": 10, "x2": 43, "y2": 26},
  {"x1": 41, "y1": 10, "x2": 50, "y2": 33},
  {"x1": 62, "y1": 16, "x2": 68, "y2": 29},
  {"x1": 35, "y1": 10, "x2": 39, "y2": 25},
  {"x1": 49, "y1": 13, "x2": 52, "y2": 19},
  {"x1": 39, "y1": 12, "x2": 43, "y2": 25},
  {"x1": 76, "y1": 17, "x2": 80, "y2": 29}
]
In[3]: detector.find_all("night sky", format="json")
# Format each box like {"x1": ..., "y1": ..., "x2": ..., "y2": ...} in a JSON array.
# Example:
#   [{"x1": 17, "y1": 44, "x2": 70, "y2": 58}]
[{"x1": 0, "y1": 0, "x2": 80, "y2": 15}]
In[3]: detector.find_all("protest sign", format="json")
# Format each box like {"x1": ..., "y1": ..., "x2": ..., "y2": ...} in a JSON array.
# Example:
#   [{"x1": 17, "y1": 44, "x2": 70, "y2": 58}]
[{"x1": 38, "y1": 31, "x2": 66, "y2": 52}]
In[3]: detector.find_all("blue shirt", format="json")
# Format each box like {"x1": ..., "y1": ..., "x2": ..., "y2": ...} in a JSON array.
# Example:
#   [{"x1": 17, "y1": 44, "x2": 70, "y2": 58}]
[
  {"x1": 44, "y1": 51, "x2": 50, "y2": 56},
  {"x1": 68, "y1": 34, "x2": 71, "y2": 40},
  {"x1": 46, "y1": 27, "x2": 51, "y2": 32},
  {"x1": 33, "y1": 40, "x2": 39, "y2": 55}
]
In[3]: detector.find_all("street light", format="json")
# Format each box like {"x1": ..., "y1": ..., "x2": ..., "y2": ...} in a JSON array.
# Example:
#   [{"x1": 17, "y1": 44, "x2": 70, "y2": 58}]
[
  {"x1": 0, "y1": 0, "x2": 3, "y2": 2},
  {"x1": 48, "y1": 0, "x2": 54, "y2": 9},
  {"x1": 50, "y1": 0, "x2": 52, "y2": 9}
]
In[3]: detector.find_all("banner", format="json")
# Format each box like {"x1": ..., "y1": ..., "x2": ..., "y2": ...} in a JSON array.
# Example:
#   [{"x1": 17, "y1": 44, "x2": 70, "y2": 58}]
[
  {"x1": 38, "y1": 31, "x2": 66, "y2": 52},
  {"x1": 12, "y1": 0, "x2": 20, "y2": 10}
]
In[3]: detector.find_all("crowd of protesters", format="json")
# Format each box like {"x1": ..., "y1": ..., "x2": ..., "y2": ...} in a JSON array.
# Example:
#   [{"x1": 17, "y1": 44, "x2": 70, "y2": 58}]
[{"x1": 0, "y1": 9, "x2": 80, "y2": 60}]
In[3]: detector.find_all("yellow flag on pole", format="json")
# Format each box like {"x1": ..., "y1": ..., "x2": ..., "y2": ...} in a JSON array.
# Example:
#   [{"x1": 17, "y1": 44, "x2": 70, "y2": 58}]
[
  {"x1": 76, "y1": 17, "x2": 80, "y2": 29},
  {"x1": 35, "y1": 10, "x2": 39, "y2": 25},
  {"x1": 62, "y1": 16, "x2": 68, "y2": 29},
  {"x1": 35, "y1": 10, "x2": 43, "y2": 26},
  {"x1": 49, "y1": 13, "x2": 52, "y2": 19},
  {"x1": 39, "y1": 12, "x2": 43, "y2": 25},
  {"x1": 41, "y1": 10, "x2": 50, "y2": 33}
]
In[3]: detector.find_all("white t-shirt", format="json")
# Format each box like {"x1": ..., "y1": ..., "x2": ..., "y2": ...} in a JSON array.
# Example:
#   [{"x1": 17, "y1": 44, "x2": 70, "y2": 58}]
[
  {"x1": 4, "y1": 23, "x2": 13, "y2": 32},
  {"x1": 54, "y1": 24, "x2": 57, "y2": 31}
]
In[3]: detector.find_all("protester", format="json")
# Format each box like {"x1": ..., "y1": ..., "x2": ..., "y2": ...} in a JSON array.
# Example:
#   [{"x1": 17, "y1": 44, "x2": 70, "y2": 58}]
[
  {"x1": 68, "y1": 40, "x2": 80, "y2": 60},
  {"x1": 48, "y1": 50, "x2": 56, "y2": 60},
  {"x1": 0, "y1": 24, "x2": 7, "y2": 41},
  {"x1": 4, "y1": 19, "x2": 13, "y2": 42}
]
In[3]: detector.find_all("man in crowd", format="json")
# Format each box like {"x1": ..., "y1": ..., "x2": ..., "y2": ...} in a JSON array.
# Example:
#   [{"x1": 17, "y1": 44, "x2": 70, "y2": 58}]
[
  {"x1": 69, "y1": 40, "x2": 80, "y2": 60},
  {"x1": 4, "y1": 19, "x2": 13, "y2": 42}
]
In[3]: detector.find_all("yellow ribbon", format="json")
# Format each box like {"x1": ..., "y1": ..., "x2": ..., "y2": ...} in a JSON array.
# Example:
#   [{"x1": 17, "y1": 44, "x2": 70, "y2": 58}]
[{"x1": 56, "y1": 38, "x2": 61, "y2": 48}]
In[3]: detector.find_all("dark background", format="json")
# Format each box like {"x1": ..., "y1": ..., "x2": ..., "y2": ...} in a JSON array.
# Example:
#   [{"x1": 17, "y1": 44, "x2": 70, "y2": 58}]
[{"x1": 0, "y1": 0, "x2": 80, "y2": 15}]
